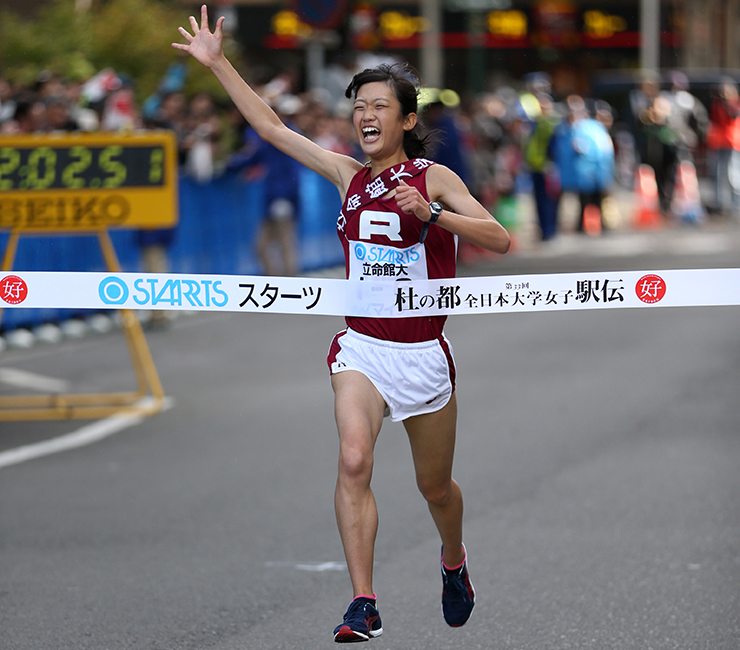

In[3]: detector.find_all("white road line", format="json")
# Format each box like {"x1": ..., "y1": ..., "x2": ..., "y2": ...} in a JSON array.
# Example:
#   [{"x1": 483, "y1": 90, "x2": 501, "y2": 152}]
[
  {"x1": 671, "y1": 234, "x2": 731, "y2": 255},
  {"x1": 265, "y1": 561, "x2": 347, "y2": 572},
  {"x1": 0, "y1": 367, "x2": 70, "y2": 393},
  {"x1": 583, "y1": 238, "x2": 654, "y2": 257},
  {"x1": 0, "y1": 397, "x2": 174, "y2": 470},
  {"x1": 294, "y1": 561, "x2": 347, "y2": 572}
]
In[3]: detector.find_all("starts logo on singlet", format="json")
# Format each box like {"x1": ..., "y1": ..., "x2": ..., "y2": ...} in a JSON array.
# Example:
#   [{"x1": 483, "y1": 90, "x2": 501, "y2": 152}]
[
  {"x1": 0, "y1": 275, "x2": 28, "y2": 305},
  {"x1": 349, "y1": 241, "x2": 426, "y2": 281}
]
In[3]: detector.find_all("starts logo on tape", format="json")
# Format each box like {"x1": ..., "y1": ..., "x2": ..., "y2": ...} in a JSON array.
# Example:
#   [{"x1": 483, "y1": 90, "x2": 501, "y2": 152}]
[
  {"x1": 1, "y1": 274, "x2": 28, "y2": 304},
  {"x1": 98, "y1": 275, "x2": 229, "y2": 309}
]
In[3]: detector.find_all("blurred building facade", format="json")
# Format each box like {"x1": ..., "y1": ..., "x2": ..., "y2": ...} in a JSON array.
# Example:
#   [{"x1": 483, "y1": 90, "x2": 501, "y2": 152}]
[
  {"x1": 217, "y1": 0, "x2": 740, "y2": 96},
  {"x1": 5, "y1": 0, "x2": 740, "y2": 96}
]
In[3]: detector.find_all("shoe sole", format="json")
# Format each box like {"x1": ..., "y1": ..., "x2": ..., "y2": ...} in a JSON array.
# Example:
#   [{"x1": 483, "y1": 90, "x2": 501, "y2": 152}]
[{"x1": 334, "y1": 625, "x2": 383, "y2": 643}]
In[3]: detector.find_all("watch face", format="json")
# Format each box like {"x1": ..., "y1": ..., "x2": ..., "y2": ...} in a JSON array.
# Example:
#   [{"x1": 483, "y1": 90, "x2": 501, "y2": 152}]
[{"x1": 430, "y1": 201, "x2": 442, "y2": 213}]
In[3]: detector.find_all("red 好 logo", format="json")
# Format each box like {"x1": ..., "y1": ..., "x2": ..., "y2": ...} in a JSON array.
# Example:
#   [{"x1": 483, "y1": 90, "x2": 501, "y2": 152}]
[
  {"x1": 0, "y1": 275, "x2": 28, "y2": 304},
  {"x1": 636, "y1": 274, "x2": 666, "y2": 304}
]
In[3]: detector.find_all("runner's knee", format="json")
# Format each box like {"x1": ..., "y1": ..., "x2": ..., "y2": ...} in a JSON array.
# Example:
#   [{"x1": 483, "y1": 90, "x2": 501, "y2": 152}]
[
  {"x1": 417, "y1": 475, "x2": 453, "y2": 506},
  {"x1": 338, "y1": 442, "x2": 374, "y2": 483}
]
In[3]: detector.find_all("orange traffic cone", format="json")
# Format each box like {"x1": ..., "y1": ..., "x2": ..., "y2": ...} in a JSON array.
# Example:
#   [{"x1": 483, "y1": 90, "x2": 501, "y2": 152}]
[
  {"x1": 671, "y1": 160, "x2": 706, "y2": 223},
  {"x1": 582, "y1": 203, "x2": 602, "y2": 236},
  {"x1": 633, "y1": 164, "x2": 662, "y2": 229}
]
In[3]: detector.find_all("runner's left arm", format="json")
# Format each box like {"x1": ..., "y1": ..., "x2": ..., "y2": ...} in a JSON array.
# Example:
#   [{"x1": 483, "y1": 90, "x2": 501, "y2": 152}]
[{"x1": 395, "y1": 165, "x2": 511, "y2": 253}]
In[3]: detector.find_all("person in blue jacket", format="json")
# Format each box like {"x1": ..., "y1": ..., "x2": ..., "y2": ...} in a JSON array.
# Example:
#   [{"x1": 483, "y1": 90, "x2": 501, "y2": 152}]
[
  {"x1": 550, "y1": 95, "x2": 614, "y2": 232},
  {"x1": 226, "y1": 94, "x2": 304, "y2": 275}
]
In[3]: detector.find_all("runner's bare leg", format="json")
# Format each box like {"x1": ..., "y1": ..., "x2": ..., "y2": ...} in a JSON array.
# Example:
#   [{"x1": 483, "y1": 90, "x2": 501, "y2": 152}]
[
  {"x1": 404, "y1": 394, "x2": 466, "y2": 568},
  {"x1": 332, "y1": 370, "x2": 386, "y2": 597}
]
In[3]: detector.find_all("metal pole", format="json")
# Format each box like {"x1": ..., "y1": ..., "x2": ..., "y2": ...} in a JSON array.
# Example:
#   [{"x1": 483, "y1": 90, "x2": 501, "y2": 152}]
[
  {"x1": 306, "y1": 38, "x2": 325, "y2": 92},
  {"x1": 421, "y1": 0, "x2": 443, "y2": 88},
  {"x1": 467, "y1": 10, "x2": 486, "y2": 95},
  {"x1": 640, "y1": 0, "x2": 661, "y2": 71}
]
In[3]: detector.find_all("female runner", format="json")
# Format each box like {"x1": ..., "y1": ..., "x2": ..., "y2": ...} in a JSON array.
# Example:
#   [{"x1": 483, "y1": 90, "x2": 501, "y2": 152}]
[{"x1": 174, "y1": 6, "x2": 510, "y2": 642}]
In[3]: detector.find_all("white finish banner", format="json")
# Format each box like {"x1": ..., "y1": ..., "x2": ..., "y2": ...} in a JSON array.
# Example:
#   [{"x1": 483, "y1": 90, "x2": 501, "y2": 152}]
[{"x1": 1, "y1": 269, "x2": 739, "y2": 317}]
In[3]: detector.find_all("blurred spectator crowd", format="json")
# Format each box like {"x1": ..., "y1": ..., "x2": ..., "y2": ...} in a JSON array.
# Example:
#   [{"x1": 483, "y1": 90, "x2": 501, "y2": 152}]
[
  {"x1": 2, "y1": 61, "x2": 739, "y2": 249},
  {"x1": 513, "y1": 69, "x2": 740, "y2": 242},
  {"x1": 0, "y1": 63, "x2": 362, "y2": 187}
]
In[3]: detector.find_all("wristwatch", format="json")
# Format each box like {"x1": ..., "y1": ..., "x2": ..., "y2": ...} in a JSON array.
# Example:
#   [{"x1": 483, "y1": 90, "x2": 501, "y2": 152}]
[
  {"x1": 420, "y1": 201, "x2": 444, "y2": 244},
  {"x1": 429, "y1": 201, "x2": 443, "y2": 224}
]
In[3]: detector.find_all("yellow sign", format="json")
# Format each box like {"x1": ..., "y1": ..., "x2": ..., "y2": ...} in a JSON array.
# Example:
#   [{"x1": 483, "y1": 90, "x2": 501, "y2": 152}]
[
  {"x1": 583, "y1": 10, "x2": 627, "y2": 38},
  {"x1": 0, "y1": 131, "x2": 178, "y2": 231},
  {"x1": 272, "y1": 10, "x2": 312, "y2": 38},
  {"x1": 487, "y1": 10, "x2": 528, "y2": 38},
  {"x1": 379, "y1": 11, "x2": 428, "y2": 40}
]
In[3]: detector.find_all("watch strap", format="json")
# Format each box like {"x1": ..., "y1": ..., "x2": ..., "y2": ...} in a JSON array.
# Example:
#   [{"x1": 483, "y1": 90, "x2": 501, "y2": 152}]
[
  {"x1": 429, "y1": 201, "x2": 443, "y2": 224},
  {"x1": 420, "y1": 202, "x2": 443, "y2": 243}
]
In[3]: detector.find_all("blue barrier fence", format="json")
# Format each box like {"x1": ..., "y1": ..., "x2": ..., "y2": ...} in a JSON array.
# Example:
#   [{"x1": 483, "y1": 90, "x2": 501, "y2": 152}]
[{"x1": 1, "y1": 170, "x2": 344, "y2": 331}]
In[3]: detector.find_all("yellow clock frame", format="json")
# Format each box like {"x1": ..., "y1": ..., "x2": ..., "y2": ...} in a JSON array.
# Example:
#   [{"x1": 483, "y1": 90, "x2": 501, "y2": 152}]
[
  {"x1": 0, "y1": 131, "x2": 177, "y2": 421},
  {"x1": 0, "y1": 130, "x2": 178, "y2": 231}
]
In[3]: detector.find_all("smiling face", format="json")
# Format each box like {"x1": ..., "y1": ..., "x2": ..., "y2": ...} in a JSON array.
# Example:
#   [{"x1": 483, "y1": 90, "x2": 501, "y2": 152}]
[{"x1": 352, "y1": 81, "x2": 417, "y2": 162}]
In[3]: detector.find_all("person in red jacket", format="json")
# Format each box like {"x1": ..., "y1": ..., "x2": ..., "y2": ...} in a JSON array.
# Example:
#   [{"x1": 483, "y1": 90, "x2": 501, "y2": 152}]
[
  {"x1": 175, "y1": 5, "x2": 511, "y2": 643},
  {"x1": 706, "y1": 79, "x2": 740, "y2": 218}
]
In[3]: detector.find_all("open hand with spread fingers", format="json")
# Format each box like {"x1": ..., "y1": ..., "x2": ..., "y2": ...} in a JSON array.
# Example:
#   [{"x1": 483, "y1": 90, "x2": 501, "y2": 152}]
[{"x1": 172, "y1": 5, "x2": 224, "y2": 69}]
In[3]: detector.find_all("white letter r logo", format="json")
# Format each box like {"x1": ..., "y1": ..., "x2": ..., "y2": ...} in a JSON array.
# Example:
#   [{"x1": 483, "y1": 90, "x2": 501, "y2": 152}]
[{"x1": 358, "y1": 210, "x2": 402, "y2": 241}]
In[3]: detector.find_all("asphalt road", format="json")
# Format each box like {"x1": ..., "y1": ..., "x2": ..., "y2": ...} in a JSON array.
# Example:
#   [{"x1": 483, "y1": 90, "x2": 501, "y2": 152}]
[{"x1": 1, "y1": 226, "x2": 739, "y2": 650}]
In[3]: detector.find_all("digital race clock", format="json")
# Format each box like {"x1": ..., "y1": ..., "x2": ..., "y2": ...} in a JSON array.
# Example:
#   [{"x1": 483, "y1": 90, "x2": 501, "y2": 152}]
[{"x1": 0, "y1": 131, "x2": 178, "y2": 231}]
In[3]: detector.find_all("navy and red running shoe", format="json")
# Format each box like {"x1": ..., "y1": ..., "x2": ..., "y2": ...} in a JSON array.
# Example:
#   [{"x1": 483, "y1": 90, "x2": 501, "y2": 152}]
[
  {"x1": 441, "y1": 545, "x2": 476, "y2": 627},
  {"x1": 333, "y1": 595, "x2": 383, "y2": 643}
]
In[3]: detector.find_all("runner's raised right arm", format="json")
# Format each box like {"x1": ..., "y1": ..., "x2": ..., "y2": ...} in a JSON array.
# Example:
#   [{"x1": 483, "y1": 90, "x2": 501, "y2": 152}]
[{"x1": 172, "y1": 5, "x2": 361, "y2": 192}]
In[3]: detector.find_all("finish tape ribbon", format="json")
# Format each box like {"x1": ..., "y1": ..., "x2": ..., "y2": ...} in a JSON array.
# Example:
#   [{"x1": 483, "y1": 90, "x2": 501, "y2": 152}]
[{"x1": 1, "y1": 269, "x2": 740, "y2": 317}]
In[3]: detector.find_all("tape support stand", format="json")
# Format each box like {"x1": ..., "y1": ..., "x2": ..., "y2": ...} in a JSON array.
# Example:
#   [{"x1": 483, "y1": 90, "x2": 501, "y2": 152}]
[{"x1": 3, "y1": 268, "x2": 740, "y2": 317}]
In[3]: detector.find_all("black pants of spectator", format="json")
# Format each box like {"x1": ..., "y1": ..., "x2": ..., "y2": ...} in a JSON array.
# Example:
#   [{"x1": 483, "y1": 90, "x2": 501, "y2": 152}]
[
  {"x1": 531, "y1": 171, "x2": 559, "y2": 240},
  {"x1": 643, "y1": 139, "x2": 677, "y2": 212},
  {"x1": 577, "y1": 191, "x2": 605, "y2": 232}
]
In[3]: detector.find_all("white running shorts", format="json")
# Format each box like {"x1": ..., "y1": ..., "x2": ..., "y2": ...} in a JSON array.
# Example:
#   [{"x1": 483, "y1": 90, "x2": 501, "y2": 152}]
[{"x1": 327, "y1": 328, "x2": 456, "y2": 422}]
